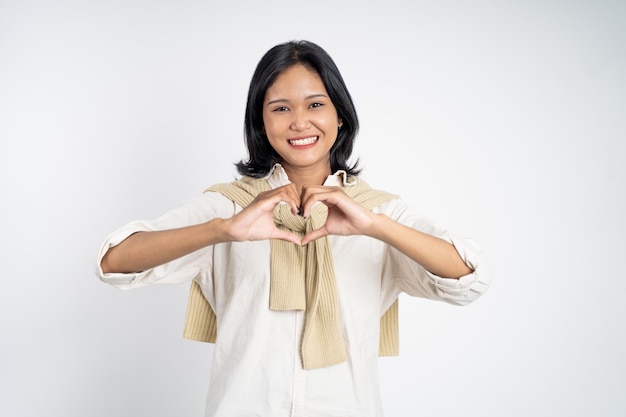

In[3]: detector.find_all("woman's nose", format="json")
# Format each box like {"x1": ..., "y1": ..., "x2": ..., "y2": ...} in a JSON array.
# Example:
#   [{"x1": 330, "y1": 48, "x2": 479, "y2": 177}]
[{"x1": 290, "y1": 108, "x2": 310, "y2": 131}]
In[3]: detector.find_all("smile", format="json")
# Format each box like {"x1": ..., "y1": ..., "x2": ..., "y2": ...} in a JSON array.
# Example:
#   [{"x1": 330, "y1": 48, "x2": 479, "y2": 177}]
[{"x1": 288, "y1": 136, "x2": 318, "y2": 146}]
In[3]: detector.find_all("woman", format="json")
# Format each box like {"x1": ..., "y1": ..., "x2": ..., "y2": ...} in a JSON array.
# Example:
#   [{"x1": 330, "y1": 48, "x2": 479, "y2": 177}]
[{"x1": 96, "y1": 40, "x2": 490, "y2": 417}]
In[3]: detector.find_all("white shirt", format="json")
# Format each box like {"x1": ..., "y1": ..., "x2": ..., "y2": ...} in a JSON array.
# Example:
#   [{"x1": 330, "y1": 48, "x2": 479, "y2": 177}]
[{"x1": 95, "y1": 165, "x2": 490, "y2": 417}]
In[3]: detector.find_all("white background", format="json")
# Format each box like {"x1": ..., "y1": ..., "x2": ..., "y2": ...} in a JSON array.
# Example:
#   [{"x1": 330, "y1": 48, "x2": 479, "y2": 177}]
[{"x1": 1, "y1": 1, "x2": 624, "y2": 416}]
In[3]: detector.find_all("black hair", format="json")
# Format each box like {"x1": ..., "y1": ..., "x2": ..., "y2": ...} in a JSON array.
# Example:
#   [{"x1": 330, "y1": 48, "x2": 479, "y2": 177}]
[{"x1": 236, "y1": 40, "x2": 360, "y2": 177}]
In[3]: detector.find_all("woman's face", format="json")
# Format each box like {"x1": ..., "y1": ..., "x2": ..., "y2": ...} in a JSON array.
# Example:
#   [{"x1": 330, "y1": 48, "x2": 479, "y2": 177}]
[{"x1": 262, "y1": 64, "x2": 342, "y2": 178}]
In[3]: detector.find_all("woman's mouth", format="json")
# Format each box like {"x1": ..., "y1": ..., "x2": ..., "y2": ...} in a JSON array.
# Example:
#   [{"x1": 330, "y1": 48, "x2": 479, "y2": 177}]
[{"x1": 288, "y1": 136, "x2": 318, "y2": 146}]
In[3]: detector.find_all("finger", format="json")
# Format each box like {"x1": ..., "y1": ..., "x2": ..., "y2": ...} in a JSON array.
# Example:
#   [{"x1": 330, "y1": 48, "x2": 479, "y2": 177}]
[
  {"x1": 300, "y1": 185, "x2": 338, "y2": 202},
  {"x1": 300, "y1": 188, "x2": 344, "y2": 217},
  {"x1": 301, "y1": 228, "x2": 328, "y2": 245},
  {"x1": 277, "y1": 184, "x2": 302, "y2": 215},
  {"x1": 258, "y1": 186, "x2": 300, "y2": 215},
  {"x1": 273, "y1": 229, "x2": 304, "y2": 246}
]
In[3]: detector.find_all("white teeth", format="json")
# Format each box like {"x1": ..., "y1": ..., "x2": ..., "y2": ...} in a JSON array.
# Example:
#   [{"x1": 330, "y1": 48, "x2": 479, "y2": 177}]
[{"x1": 289, "y1": 136, "x2": 318, "y2": 146}]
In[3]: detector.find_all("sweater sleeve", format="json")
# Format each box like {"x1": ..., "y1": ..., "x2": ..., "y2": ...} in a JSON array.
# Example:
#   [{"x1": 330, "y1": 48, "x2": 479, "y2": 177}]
[{"x1": 376, "y1": 199, "x2": 491, "y2": 306}]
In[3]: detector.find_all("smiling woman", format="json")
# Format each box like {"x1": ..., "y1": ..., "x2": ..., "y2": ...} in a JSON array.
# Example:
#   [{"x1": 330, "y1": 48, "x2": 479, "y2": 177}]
[
  {"x1": 96, "y1": 40, "x2": 491, "y2": 417},
  {"x1": 262, "y1": 64, "x2": 342, "y2": 189},
  {"x1": 237, "y1": 40, "x2": 360, "y2": 182}
]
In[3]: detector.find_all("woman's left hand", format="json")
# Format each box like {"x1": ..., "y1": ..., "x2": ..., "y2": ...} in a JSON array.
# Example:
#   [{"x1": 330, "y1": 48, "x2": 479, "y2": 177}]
[
  {"x1": 299, "y1": 185, "x2": 473, "y2": 278},
  {"x1": 299, "y1": 185, "x2": 377, "y2": 245}
]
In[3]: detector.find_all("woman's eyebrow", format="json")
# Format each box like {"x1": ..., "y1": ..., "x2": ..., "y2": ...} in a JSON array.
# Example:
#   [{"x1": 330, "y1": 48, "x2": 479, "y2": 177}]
[
  {"x1": 305, "y1": 94, "x2": 329, "y2": 100},
  {"x1": 266, "y1": 94, "x2": 329, "y2": 106}
]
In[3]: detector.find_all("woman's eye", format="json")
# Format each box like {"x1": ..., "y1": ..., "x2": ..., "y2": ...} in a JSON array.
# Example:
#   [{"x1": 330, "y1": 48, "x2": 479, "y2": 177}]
[
  {"x1": 272, "y1": 106, "x2": 289, "y2": 112},
  {"x1": 309, "y1": 102, "x2": 323, "y2": 109}
]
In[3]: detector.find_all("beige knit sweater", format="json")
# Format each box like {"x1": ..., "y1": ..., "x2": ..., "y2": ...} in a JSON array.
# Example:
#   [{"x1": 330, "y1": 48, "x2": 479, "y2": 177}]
[{"x1": 183, "y1": 175, "x2": 399, "y2": 369}]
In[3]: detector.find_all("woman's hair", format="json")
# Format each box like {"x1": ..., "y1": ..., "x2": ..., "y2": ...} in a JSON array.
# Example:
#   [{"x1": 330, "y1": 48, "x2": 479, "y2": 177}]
[{"x1": 236, "y1": 40, "x2": 361, "y2": 177}]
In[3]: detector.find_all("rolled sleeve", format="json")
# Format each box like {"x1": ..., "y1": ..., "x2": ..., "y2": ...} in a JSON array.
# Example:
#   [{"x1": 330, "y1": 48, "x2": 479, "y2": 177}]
[
  {"x1": 95, "y1": 221, "x2": 162, "y2": 289},
  {"x1": 379, "y1": 199, "x2": 491, "y2": 305},
  {"x1": 421, "y1": 236, "x2": 491, "y2": 305}
]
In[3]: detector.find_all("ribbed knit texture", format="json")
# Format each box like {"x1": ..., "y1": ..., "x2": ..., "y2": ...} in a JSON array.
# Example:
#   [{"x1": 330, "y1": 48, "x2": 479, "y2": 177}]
[{"x1": 183, "y1": 175, "x2": 400, "y2": 369}]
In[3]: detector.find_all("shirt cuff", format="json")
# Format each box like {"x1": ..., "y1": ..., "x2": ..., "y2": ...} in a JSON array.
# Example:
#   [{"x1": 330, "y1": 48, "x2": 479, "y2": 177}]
[
  {"x1": 94, "y1": 222, "x2": 153, "y2": 289},
  {"x1": 426, "y1": 236, "x2": 491, "y2": 305}
]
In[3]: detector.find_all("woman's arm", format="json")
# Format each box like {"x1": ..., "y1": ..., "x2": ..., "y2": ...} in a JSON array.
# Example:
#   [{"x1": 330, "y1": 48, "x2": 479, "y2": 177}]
[
  {"x1": 367, "y1": 214, "x2": 472, "y2": 279},
  {"x1": 299, "y1": 185, "x2": 472, "y2": 279},
  {"x1": 101, "y1": 184, "x2": 304, "y2": 274},
  {"x1": 100, "y1": 219, "x2": 229, "y2": 274}
]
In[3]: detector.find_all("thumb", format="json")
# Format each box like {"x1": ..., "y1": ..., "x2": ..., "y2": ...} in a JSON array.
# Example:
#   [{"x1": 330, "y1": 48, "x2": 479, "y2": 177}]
[
  {"x1": 274, "y1": 229, "x2": 304, "y2": 246},
  {"x1": 301, "y1": 228, "x2": 327, "y2": 246}
]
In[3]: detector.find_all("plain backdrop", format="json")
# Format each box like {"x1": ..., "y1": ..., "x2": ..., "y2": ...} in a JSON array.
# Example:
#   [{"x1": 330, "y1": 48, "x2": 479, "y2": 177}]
[{"x1": 1, "y1": 1, "x2": 624, "y2": 416}]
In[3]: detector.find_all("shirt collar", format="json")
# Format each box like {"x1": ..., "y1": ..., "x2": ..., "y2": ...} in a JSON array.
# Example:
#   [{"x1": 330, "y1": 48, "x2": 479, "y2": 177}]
[{"x1": 264, "y1": 163, "x2": 357, "y2": 189}]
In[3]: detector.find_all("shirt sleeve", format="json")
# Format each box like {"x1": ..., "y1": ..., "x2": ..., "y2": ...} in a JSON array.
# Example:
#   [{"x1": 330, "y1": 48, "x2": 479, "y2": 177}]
[
  {"x1": 376, "y1": 199, "x2": 491, "y2": 306},
  {"x1": 94, "y1": 192, "x2": 235, "y2": 290}
]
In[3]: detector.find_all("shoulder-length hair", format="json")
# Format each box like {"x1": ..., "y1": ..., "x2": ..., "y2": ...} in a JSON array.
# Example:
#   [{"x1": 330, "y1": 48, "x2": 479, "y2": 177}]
[{"x1": 236, "y1": 40, "x2": 361, "y2": 178}]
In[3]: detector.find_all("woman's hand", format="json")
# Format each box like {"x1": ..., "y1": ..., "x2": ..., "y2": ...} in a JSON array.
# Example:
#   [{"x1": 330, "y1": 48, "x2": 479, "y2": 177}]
[
  {"x1": 223, "y1": 183, "x2": 303, "y2": 245},
  {"x1": 299, "y1": 185, "x2": 377, "y2": 245},
  {"x1": 298, "y1": 185, "x2": 472, "y2": 278},
  {"x1": 101, "y1": 184, "x2": 305, "y2": 274}
]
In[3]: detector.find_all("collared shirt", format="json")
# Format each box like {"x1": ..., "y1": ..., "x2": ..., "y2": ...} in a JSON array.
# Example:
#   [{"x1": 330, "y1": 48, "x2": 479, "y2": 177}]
[{"x1": 95, "y1": 165, "x2": 490, "y2": 417}]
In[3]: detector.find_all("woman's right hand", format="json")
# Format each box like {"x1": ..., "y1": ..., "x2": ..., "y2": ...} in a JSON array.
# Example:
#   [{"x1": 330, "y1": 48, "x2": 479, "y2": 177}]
[
  {"x1": 222, "y1": 183, "x2": 303, "y2": 245},
  {"x1": 101, "y1": 184, "x2": 304, "y2": 274}
]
